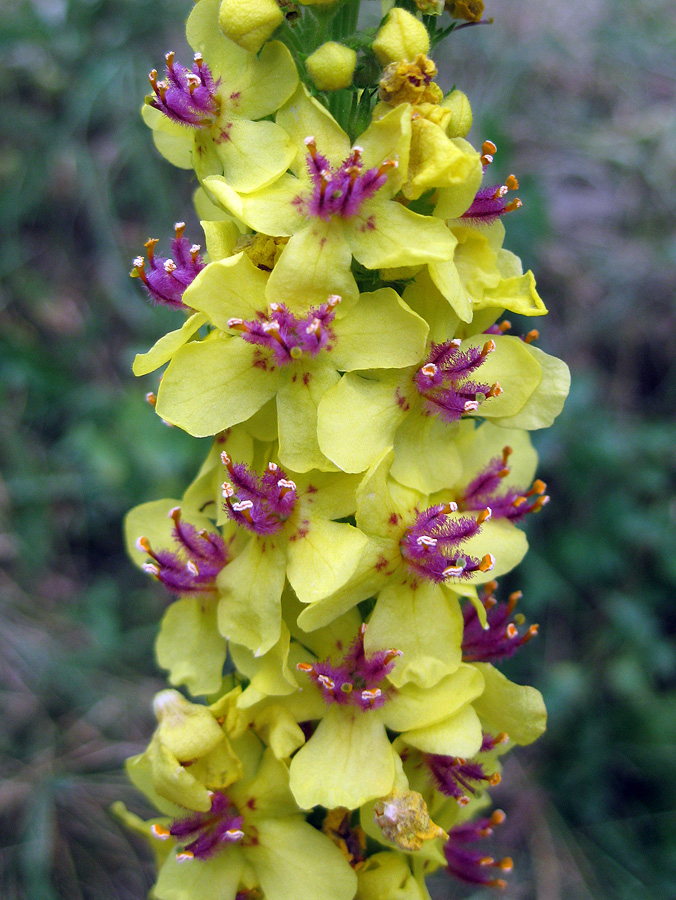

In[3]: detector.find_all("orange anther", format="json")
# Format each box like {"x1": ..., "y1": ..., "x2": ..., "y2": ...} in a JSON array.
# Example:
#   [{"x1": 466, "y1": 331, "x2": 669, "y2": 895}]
[
  {"x1": 482, "y1": 140, "x2": 497, "y2": 156},
  {"x1": 523, "y1": 329, "x2": 539, "y2": 343},
  {"x1": 505, "y1": 174, "x2": 519, "y2": 190},
  {"x1": 479, "y1": 553, "x2": 495, "y2": 572},
  {"x1": 505, "y1": 198, "x2": 523, "y2": 212}
]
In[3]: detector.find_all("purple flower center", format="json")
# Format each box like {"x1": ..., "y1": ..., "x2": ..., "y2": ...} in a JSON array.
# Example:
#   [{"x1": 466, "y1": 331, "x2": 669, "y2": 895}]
[
  {"x1": 461, "y1": 140, "x2": 522, "y2": 225},
  {"x1": 221, "y1": 453, "x2": 297, "y2": 535},
  {"x1": 413, "y1": 340, "x2": 501, "y2": 424},
  {"x1": 444, "y1": 809, "x2": 513, "y2": 889},
  {"x1": 148, "y1": 51, "x2": 220, "y2": 128},
  {"x1": 297, "y1": 625, "x2": 401, "y2": 711},
  {"x1": 137, "y1": 507, "x2": 228, "y2": 596},
  {"x1": 131, "y1": 222, "x2": 205, "y2": 309},
  {"x1": 301, "y1": 137, "x2": 397, "y2": 220},
  {"x1": 462, "y1": 581, "x2": 538, "y2": 663},
  {"x1": 227, "y1": 295, "x2": 340, "y2": 366},
  {"x1": 425, "y1": 732, "x2": 506, "y2": 806},
  {"x1": 400, "y1": 503, "x2": 494, "y2": 582},
  {"x1": 152, "y1": 791, "x2": 244, "y2": 861},
  {"x1": 458, "y1": 446, "x2": 549, "y2": 521}
]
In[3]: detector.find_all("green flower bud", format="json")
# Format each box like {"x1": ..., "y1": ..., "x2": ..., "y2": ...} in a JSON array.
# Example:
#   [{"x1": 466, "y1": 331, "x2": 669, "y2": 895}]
[
  {"x1": 306, "y1": 42, "x2": 357, "y2": 91},
  {"x1": 372, "y1": 8, "x2": 430, "y2": 66},
  {"x1": 218, "y1": 0, "x2": 283, "y2": 53}
]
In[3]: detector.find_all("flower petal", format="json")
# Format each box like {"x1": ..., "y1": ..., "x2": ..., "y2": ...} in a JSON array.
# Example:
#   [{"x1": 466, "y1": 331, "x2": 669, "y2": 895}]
[
  {"x1": 133, "y1": 313, "x2": 207, "y2": 377},
  {"x1": 217, "y1": 537, "x2": 286, "y2": 655},
  {"x1": 156, "y1": 336, "x2": 278, "y2": 436},
  {"x1": 287, "y1": 517, "x2": 369, "y2": 605},
  {"x1": 366, "y1": 580, "x2": 463, "y2": 688},
  {"x1": 247, "y1": 817, "x2": 358, "y2": 900},
  {"x1": 317, "y1": 372, "x2": 404, "y2": 474},
  {"x1": 472, "y1": 663, "x2": 547, "y2": 746},
  {"x1": 331, "y1": 288, "x2": 429, "y2": 371},
  {"x1": 213, "y1": 117, "x2": 295, "y2": 194},
  {"x1": 289, "y1": 705, "x2": 396, "y2": 809},
  {"x1": 156, "y1": 598, "x2": 227, "y2": 697},
  {"x1": 348, "y1": 200, "x2": 454, "y2": 270}
]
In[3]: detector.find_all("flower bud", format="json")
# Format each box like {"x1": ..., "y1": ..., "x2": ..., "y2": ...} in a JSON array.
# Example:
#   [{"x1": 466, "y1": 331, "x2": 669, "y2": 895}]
[
  {"x1": 218, "y1": 0, "x2": 283, "y2": 53},
  {"x1": 372, "y1": 9, "x2": 430, "y2": 66},
  {"x1": 442, "y1": 89, "x2": 473, "y2": 137},
  {"x1": 306, "y1": 42, "x2": 357, "y2": 91}
]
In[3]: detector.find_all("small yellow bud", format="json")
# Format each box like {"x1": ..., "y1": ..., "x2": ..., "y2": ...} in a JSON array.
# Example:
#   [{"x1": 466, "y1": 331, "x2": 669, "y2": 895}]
[
  {"x1": 442, "y1": 89, "x2": 473, "y2": 137},
  {"x1": 153, "y1": 689, "x2": 224, "y2": 761},
  {"x1": 306, "y1": 42, "x2": 357, "y2": 91},
  {"x1": 218, "y1": 0, "x2": 283, "y2": 54},
  {"x1": 372, "y1": 9, "x2": 430, "y2": 66}
]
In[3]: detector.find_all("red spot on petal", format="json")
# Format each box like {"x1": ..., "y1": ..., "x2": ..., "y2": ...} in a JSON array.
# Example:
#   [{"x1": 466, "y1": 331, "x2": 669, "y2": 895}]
[
  {"x1": 388, "y1": 512, "x2": 400, "y2": 525},
  {"x1": 375, "y1": 555, "x2": 389, "y2": 571},
  {"x1": 303, "y1": 372, "x2": 311, "y2": 386}
]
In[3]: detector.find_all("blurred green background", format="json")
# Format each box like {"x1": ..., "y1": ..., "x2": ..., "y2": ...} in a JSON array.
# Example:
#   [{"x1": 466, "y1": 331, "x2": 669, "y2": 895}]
[{"x1": 1, "y1": 0, "x2": 675, "y2": 897}]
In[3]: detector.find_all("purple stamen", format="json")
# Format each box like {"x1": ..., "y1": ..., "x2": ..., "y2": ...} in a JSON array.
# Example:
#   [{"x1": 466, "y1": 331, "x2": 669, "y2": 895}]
[
  {"x1": 399, "y1": 503, "x2": 494, "y2": 583},
  {"x1": 301, "y1": 137, "x2": 397, "y2": 220},
  {"x1": 131, "y1": 222, "x2": 205, "y2": 309},
  {"x1": 444, "y1": 809, "x2": 513, "y2": 889},
  {"x1": 227, "y1": 295, "x2": 340, "y2": 366},
  {"x1": 296, "y1": 624, "x2": 401, "y2": 712},
  {"x1": 462, "y1": 582, "x2": 539, "y2": 663},
  {"x1": 461, "y1": 140, "x2": 522, "y2": 226},
  {"x1": 147, "y1": 51, "x2": 220, "y2": 128},
  {"x1": 221, "y1": 453, "x2": 296, "y2": 535},
  {"x1": 425, "y1": 732, "x2": 506, "y2": 805},
  {"x1": 137, "y1": 507, "x2": 228, "y2": 597},
  {"x1": 458, "y1": 447, "x2": 550, "y2": 521},
  {"x1": 413, "y1": 340, "x2": 501, "y2": 424},
  {"x1": 152, "y1": 792, "x2": 244, "y2": 861}
]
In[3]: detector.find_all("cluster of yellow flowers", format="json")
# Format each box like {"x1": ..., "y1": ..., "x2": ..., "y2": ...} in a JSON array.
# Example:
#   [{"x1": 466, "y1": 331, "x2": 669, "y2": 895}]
[{"x1": 117, "y1": 1, "x2": 570, "y2": 897}]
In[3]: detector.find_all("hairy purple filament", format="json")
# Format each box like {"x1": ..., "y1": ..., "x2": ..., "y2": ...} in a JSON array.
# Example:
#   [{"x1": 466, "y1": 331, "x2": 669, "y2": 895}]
[
  {"x1": 131, "y1": 222, "x2": 205, "y2": 309},
  {"x1": 228, "y1": 295, "x2": 340, "y2": 366},
  {"x1": 297, "y1": 624, "x2": 401, "y2": 711},
  {"x1": 221, "y1": 452, "x2": 296, "y2": 535},
  {"x1": 462, "y1": 581, "x2": 538, "y2": 663},
  {"x1": 425, "y1": 732, "x2": 506, "y2": 806},
  {"x1": 137, "y1": 507, "x2": 228, "y2": 596},
  {"x1": 152, "y1": 791, "x2": 244, "y2": 861},
  {"x1": 414, "y1": 340, "x2": 501, "y2": 424},
  {"x1": 461, "y1": 139, "x2": 522, "y2": 226},
  {"x1": 148, "y1": 51, "x2": 220, "y2": 128},
  {"x1": 458, "y1": 447, "x2": 549, "y2": 521},
  {"x1": 302, "y1": 137, "x2": 397, "y2": 220},
  {"x1": 444, "y1": 810, "x2": 513, "y2": 889},
  {"x1": 400, "y1": 503, "x2": 494, "y2": 582}
]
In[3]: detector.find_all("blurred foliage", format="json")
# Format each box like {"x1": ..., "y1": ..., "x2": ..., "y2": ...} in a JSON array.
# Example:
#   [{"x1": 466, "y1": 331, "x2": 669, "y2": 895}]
[{"x1": 1, "y1": 0, "x2": 675, "y2": 898}]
